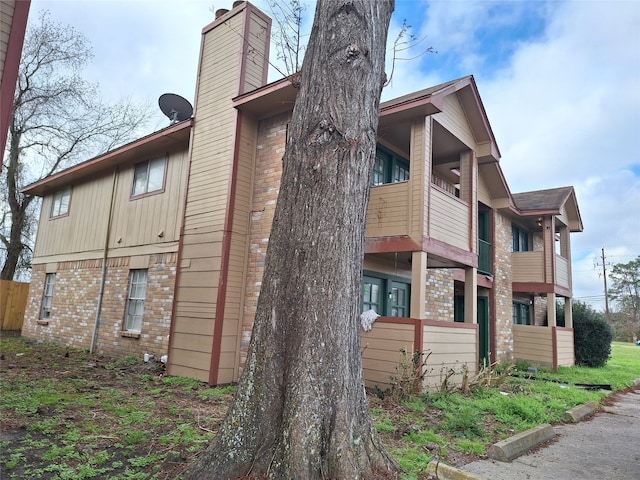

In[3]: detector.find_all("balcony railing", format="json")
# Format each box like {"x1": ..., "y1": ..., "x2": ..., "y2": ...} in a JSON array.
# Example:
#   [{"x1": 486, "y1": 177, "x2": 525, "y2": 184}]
[
  {"x1": 429, "y1": 186, "x2": 469, "y2": 251},
  {"x1": 365, "y1": 182, "x2": 411, "y2": 238},
  {"x1": 478, "y1": 239, "x2": 491, "y2": 275},
  {"x1": 512, "y1": 251, "x2": 571, "y2": 289},
  {"x1": 512, "y1": 251, "x2": 545, "y2": 283}
]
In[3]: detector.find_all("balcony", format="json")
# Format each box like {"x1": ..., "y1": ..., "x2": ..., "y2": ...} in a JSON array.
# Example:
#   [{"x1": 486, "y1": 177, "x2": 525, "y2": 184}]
[
  {"x1": 512, "y1": 251, "x2": 571, "y2": 292},
  {"x1": 429, "y1": 186, "x2": 469, "y2": 251},
  {"x1": 512, "y1": 251, "x2": 545, "y2": 283},
  {"x1": 365, "y1": 182, "x2": 412, "y2": 238}
]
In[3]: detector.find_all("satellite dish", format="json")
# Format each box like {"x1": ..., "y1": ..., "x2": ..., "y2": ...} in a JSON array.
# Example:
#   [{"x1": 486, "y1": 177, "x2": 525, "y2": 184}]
[{"x1": 159, "y1": 93, "x2": 193, "y2": 124}]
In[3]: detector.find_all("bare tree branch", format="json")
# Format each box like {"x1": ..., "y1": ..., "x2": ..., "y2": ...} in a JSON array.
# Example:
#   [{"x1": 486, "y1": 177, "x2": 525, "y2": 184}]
[{"x1": 1, "y1": 11, "x2": 151, "y2": 280}]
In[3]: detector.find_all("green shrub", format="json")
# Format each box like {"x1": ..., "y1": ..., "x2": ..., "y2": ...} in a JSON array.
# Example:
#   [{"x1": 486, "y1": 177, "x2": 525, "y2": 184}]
[{"x1": 573, "y1": 304, "x2": 613, "y2": 367}]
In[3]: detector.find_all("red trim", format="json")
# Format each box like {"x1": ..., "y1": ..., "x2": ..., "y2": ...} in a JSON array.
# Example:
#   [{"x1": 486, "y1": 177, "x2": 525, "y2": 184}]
[
  {"x1": 422, "y1": 237, "x2": 478, "y2": 268},
  {"x1": 374, "y1": 316, "x2": 477, "y2": 330},
  {"x1": 1, "y1": 0, "x2": 31, "y2": 160},
  {"x1": 208, "y1": 109, "x2": 244, "y2": 385},
  {"x1": 422, "y1": 318, "x2": 478, "y2": 330},
  {"x1": 512, "y1": 282, "x2": 572, "y2": 298},
  {"x1": 365, "y1": 235, "x2": 420, "y2": 253}
]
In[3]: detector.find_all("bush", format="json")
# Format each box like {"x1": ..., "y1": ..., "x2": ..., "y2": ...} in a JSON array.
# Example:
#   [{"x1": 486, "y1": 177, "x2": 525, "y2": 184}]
[{"x1": 573, "y1": 306, "x2": 613, "y2": 367}]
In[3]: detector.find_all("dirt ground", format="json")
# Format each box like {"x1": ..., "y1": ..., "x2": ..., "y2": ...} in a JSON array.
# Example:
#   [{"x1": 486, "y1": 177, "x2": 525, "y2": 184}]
[{"x1": 0, "y1": 335, "x2": 482, "y2": 479}]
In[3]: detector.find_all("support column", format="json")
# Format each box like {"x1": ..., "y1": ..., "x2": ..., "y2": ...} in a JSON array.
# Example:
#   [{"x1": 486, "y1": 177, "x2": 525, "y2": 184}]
[
  {"x1": 564, "y1": 297, "x2": 573, "y2": 328},
  {"x1": 411, "y1": 251, "x2": 427, "y2": 319},
  {"x1": 465, "y1": 267, "x2": 477, "y2": 323},
  {"x1": 547, "y1": 292, "x2": 557, "y2": 327}
]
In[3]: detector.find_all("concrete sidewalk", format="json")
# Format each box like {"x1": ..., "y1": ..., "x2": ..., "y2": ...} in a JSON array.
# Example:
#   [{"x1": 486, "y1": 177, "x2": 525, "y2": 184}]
[{"x1": 460, "y1": 387, "x2": 640, "y2": 480}]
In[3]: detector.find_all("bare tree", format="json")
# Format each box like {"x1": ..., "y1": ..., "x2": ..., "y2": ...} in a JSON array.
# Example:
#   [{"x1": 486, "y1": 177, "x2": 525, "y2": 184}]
[
  {"x1": 267, "y1": 0, "x2": 307, "y2": 76},
  {"x1": 0, "y1": 11, "x2": 149, "y2": 280},
  {"x1": 184, "y1": 0, "x2": 396, "y2": 478}
]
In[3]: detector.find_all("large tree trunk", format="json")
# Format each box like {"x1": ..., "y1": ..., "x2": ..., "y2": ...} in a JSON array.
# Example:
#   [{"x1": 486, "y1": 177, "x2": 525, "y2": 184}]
[{"x1": 184, "y1": 1, "x2": 396, "y2": 478}]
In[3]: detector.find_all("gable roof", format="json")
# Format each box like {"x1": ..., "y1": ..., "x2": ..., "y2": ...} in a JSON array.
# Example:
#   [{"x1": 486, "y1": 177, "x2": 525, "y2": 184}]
[
  {"x1": 512, "y1": 186, "x2": 584, "y2": 232},
  {"x1": 21, "y1": 119, "x2": 192, "y2": 197},
  {"x1": 513, "y1": 186, "x2": 573, "y2": 212}
]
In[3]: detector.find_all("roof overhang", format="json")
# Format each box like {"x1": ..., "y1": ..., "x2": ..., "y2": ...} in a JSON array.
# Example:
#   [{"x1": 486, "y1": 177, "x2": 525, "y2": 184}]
[
  {"x1": 234, "y1": 75, "x2": 501, "y2": 165},
  {"x1": 233, "y1": 76, "x2": 297, "y2": 118},
  {"x1": 1, "y1": 0, "x2": 31, "y2": 161},
  {"x1": 22, "y1": 119, "x2": 193, "y2": 197}
]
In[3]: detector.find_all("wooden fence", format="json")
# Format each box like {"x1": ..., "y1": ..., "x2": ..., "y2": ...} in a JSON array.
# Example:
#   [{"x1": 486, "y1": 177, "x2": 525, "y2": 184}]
[{"x1": 0, "y1": 280, "x2": 29, "y2": 331}]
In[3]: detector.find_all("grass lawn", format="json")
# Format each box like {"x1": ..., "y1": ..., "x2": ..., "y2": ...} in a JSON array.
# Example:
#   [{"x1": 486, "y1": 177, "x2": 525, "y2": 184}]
[{"x1": 1, "y1": 336, "x2": 638, "y2": 480}]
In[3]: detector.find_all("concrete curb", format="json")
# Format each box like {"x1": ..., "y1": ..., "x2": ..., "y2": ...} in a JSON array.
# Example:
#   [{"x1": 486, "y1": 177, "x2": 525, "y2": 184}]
[
  {"x1": 487, "y1": 423, "x2": 555, "y2": 462},
  {"x1": 564, "y1": 400, "x2": 599, "y2": 422},
  {"x1": 426, "y1": 460, "x2": 485, "y2": 480}
]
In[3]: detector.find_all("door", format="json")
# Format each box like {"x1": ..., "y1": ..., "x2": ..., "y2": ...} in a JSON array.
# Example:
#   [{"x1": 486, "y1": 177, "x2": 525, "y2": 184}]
[{"x1": 478, "y1": 296, "x2": 490, "y2": 368}]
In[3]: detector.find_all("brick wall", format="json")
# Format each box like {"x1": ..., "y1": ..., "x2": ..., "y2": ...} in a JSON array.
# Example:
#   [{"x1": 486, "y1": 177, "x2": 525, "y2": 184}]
[
  {"x1": 241, "y1": 111, "x2": 290, "y2": 366},
  {"x1": 493, "y1": 211, "x2": 513, "y2": 363},
  {"x1": 424, "y1": 269, "x2": 454, "y2": 321},
  {"x1": 22, "y1": 253, "x2": 177, "y2": 361}
]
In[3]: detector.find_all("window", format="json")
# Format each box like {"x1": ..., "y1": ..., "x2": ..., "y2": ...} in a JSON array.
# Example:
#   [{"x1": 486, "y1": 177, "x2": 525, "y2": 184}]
[
  {"x1": 371, "y1": 146, "x2": 409, "y2": 186},
  {"x1": 132, "y1": 158, "x2": 165, "y2": 197},
  {"x1": 50, "y1": 188, "x2": 71, "y2": 217},
  {"x1": 513, "y1": 302, "x2": 531, "y2": 325},
  {"x1": 390, "y1": 281, "x2": 409, "y2": 317},
  {"x1": 40, "y1": 273, "x2": 55, "y2": 319},
  {"x1": 362, "y1": 276, "x2": 383, "y2": 313},
  {"x1": 124, "y1": 269, "x2": 148, "y2": 332},
  {"x1": 512, "y1": 224, "x2": 529, "y2": 252},
  {"x1": 361, "y1": 273, "x2": 410, "y2": 317}
]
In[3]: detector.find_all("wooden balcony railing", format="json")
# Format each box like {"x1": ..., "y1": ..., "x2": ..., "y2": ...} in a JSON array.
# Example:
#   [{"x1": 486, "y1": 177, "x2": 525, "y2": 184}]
[
  {"x1": 429, "y1": 186, "x2": 469, "y2": 251},
  {"x1": 365, "y1": 182, "x2": 411, "y2": 238},
  {"x1": 512, "y1": 251, "x2": 545, "y2": 283}
]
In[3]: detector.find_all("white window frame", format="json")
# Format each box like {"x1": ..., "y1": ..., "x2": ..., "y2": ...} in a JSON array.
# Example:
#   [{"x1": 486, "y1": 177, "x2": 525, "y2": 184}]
[
  {"x1": 40, "y1": 273, "x2": 55, "y2": 319},
  {"x1": 124, "y1": 269, "x2": 148, "y2": 332},
  {"x1": 50, "y1": 188, "x2": 71, "y2": 218},
  {"x1": 131, "y1": 157, "x2": 166, "y2": 197}
]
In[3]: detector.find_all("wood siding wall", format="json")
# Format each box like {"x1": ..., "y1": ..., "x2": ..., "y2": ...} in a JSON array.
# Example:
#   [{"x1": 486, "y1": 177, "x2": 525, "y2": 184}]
[
  {"x1": 556, "y1": 255, "x2": 569, "y2": 288},
  {"x1": 429, "y1": 187, "x2": 469, "y2": 250},
  {"x1": 555, "y1": 327, "x2": 575, "y2": 367},
  {"x1": 432, "y1": 96, "x2": 476, "y2": 150},
  {"x1": 513, "y1": 324, "x2": 553, "y2": 367},
  {"x1": 169, "y1": 6, "x2": 269, "y2": 383},
  {"x1": 33, "y1": 148, "x2": 188, "y2": 262},
  {"x1": 366, "y1": 182, "x2": 412, "y2": 238},
  {"x1": 361, "y1": 320, "x2": 415, "y2": 389},
  {"x1": 512, "y1": 251, "x2": 545, "y2": 283},
  {"x1": 422, "y1": 321, "x2": 477, "y2": 391},
  {"x1": 360, "y1": 318, "x2": 478, "y2": 392}
]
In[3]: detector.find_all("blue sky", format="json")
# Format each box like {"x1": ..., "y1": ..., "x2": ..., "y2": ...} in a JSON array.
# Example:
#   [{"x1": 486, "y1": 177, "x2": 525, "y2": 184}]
[{"x1": 28, "y1": 0, "x2": 640, "y2": 311}]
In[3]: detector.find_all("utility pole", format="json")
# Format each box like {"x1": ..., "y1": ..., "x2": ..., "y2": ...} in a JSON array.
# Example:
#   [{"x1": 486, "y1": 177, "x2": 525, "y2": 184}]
[{"x1": 601, "y1": 247, "x2": 610, "y2": 322}]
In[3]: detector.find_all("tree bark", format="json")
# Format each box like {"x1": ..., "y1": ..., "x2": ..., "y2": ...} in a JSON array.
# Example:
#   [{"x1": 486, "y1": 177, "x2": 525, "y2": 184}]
[
  {"x1": 184, "y1": 1, "x2": 396, "y2": 478},
  {"x1": 1, "y1": 123, "x2": 33, "y2": 281}
]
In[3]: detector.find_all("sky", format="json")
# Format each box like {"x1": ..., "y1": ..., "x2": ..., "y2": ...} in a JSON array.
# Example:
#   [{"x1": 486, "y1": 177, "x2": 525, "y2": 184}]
[{"x1": 27, "y1": 0, "x2": 640, "y2": 312}]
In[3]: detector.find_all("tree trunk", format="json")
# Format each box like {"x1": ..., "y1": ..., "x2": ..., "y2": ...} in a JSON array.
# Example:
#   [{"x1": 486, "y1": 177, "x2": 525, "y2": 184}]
[
  {"x1": 184, "y1": 1, "x2": 396, "y2": 478},
  {"x1": 1, "y1": 124, "x2": 32, "y2": 281}
]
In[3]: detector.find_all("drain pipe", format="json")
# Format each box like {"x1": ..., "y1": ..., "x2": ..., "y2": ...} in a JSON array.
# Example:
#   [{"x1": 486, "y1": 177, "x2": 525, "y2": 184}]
[{"x1": 90, "y1": 168, "x2": 118, "y2": 353}]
